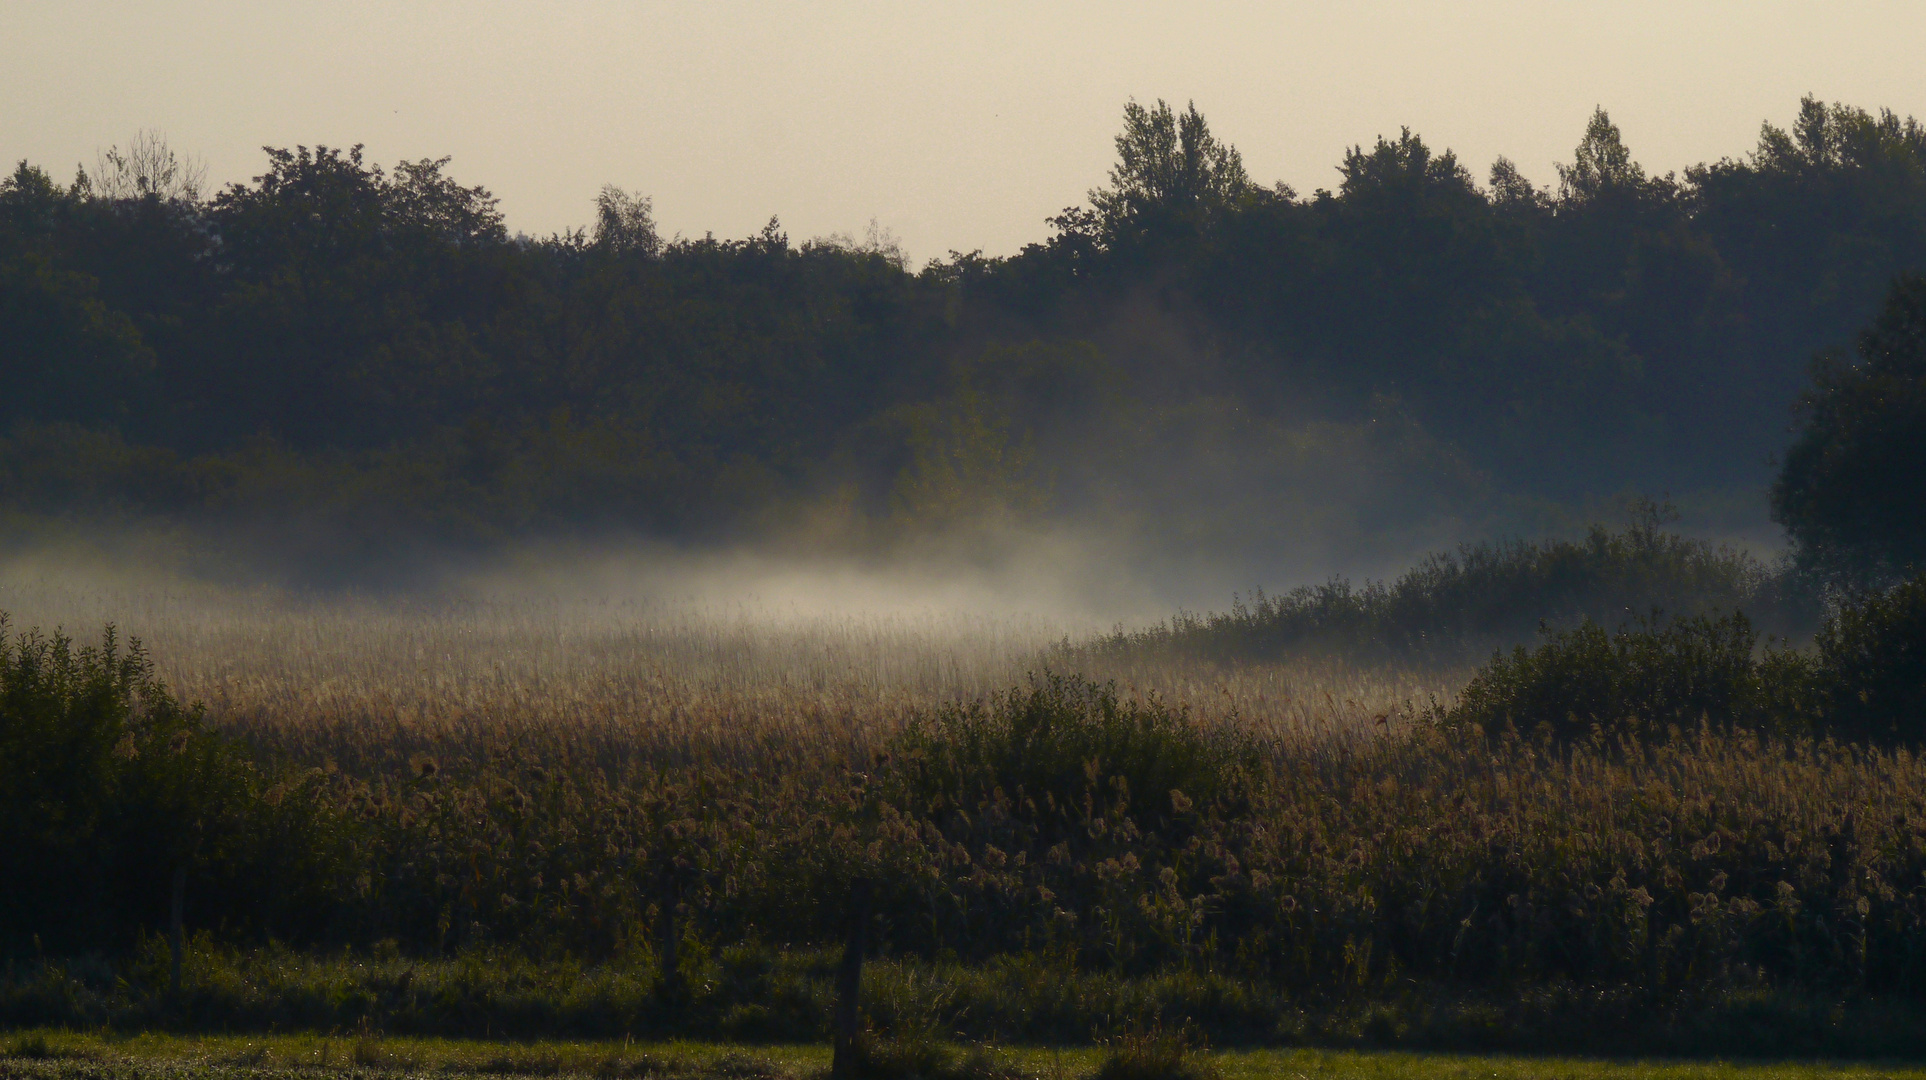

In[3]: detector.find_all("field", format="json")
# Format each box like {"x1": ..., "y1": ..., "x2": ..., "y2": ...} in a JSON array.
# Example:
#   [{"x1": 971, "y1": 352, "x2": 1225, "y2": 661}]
[
  {"x1": 0, "y1": 552, "x2": 1440, "y2": 770},
  {"x1": 10, "y1": 550, "x2": 1926, "y2": 1067}
]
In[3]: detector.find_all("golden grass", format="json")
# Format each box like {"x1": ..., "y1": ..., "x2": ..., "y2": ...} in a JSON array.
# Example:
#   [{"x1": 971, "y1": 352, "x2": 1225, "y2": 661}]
[{"x1": 0, "y1": 558, "x2": 1452, "y2": 772}]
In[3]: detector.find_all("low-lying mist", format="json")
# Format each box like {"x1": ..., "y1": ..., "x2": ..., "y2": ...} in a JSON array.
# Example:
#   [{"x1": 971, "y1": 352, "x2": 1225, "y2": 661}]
[{"x1": 0, "y1": 524, "x2": 1453, "y2": 777}]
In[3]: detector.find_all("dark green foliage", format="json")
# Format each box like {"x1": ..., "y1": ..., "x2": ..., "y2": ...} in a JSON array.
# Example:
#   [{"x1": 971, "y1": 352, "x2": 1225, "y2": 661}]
[
  {"x1": 1437, "y1": 571, "x2": 1926, "y2": 747},
  {"x1": 0, "y1": 164, "x2": 156, "y2": 431},
  {"x1": 1442, "y1": 613, "x2": 1810, "y2": 742},
  {"x1": 4, "y1": 97, "x2": 1926, "y2": 558},
  {"x1": 1773, "y1": 274, "x2": 1926, "y2": 586},
  {"x1": 1086, "y1": 99, "x2": 1262, "y2": 257},
  {"x1": 1807, "y1": 574, "x2": 1926, "y2": 743},
  {"x1": 1091, "y1": 512, "x2": 1797, "y2": 666},
  {"x1": 0, "y1": 616, "x2": 345, "y2": 956}
]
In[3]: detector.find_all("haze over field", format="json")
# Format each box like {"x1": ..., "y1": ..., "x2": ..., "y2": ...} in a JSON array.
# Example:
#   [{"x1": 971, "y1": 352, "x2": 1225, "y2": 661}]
[
  {"x1": 17, "y1": 6, "x2": 1926, "y2": 1065},
  {"x1": 8, "y1": 3, "x2": 1926, "y2": 606}
]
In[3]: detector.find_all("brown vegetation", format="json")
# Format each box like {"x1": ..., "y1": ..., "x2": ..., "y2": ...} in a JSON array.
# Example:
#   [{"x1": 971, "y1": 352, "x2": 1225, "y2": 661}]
[{"x1": 11, "y1": 561, "x2": 1926, "y2": 1054}]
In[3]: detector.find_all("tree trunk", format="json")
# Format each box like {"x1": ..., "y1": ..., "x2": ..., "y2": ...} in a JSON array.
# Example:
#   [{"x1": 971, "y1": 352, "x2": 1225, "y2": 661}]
[
  {"x1": 830, "y1": 877, "x2": 872, "y2": 1077},
  {"x1": 168, "y1": 864, "x2": 187, "y2": 998}
]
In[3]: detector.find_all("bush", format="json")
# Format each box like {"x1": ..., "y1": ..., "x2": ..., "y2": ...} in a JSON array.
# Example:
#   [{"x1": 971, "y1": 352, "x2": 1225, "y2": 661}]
[
  {"x1": 888, "y1": 673, "x2": 1251, "y2": 829},
  {"x1": 1086, "y1": 509, "x2": 1805, "y2": 667},
  {"x1": 1809, "y1": 573, "x2": 1926, "y2": 743},
  {"x1": 1442, "y1": 612, "x2": 1809, "y2": 742},
  {"x1": 1439, "y1": 575, "x2": 1926, "y2": 747},
  {"x1": 0, "y1": 614, "x2": 345, "y2": 956}
]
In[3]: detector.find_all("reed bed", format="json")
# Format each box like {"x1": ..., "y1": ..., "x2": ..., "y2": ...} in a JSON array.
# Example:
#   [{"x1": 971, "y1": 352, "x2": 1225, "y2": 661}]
[
  {"x1": 35, "y1": 557, "x2": 1926, "y2": 1052},
  {"x1": 0, "y1": 559, "x2": 1447, "y2": 775}
]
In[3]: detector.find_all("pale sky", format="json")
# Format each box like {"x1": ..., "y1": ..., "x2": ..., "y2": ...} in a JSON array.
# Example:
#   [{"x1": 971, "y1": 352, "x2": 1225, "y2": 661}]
[{"x1": 6, "y1": 1, "x2": 1923, "y2": 263}]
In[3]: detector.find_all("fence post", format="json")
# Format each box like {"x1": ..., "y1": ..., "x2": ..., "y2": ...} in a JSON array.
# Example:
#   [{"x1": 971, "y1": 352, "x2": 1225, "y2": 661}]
[
  {"x1": 169, "y1": 864, "x2": 187, "y2": 998},
  {"x1": 656, "y1": 880, "x2": 684, "y2": 1000},
  {"x1": 830, "y1": 876, "x2": 873, "y2": 1077}
]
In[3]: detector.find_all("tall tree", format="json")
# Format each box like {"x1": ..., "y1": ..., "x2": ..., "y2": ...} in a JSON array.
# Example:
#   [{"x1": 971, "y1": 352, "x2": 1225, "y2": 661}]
[
  {"x1": 1089, "y1": 99, "x2": 1254, "y2": 251},
  {"x1": 1556, "y1": 107, "x2": 1651, "y2": 205}
]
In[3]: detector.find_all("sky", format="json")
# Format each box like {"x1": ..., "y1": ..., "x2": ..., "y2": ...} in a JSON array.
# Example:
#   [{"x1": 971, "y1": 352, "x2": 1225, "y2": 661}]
[{"x1": 6, "y1": 1, "x2": 1924, "y2": 264}]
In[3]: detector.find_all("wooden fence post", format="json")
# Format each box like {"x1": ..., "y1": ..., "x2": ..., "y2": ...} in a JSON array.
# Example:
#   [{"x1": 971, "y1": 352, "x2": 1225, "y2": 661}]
[{"x1": 830, "y1": 876, "x2": 873, "y2": 1077}]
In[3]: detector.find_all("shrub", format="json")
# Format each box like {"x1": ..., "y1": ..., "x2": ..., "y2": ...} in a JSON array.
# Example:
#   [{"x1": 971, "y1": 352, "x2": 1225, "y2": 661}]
[
  {"x1": 1810, "y1": 573, "x2": 1926, "y2": 743},
  {"x1": 1085, "y1": 509, "x2": 1805, "y2": 667},
  {"x1": 827, "y1": 1031, "x2": 1026, "y2": 1080},
  {"x1": 1442, "y1": 612, "x2": 1809, "y2": 742},
  {"x1": 888, "y1": 672, "x2": 1250, "y2": 829},
  {"x1": 0, "y1": 614, "x2": 346, "y2": 956}
]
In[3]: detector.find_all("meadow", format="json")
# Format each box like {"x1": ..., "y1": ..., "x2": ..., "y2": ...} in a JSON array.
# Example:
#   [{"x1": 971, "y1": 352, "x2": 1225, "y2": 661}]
[
  {"x1": 0, "y1": 552, "x2": 1436, "y2": 770},
  {"x1": 8, "y1": 534, "x2": 1926, "y2": 1070}
]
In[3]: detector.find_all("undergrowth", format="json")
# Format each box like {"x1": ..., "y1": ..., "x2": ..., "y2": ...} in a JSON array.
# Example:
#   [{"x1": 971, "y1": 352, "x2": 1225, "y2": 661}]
[{"x1": 1080, "y1": 513, "x2": 1813, "y2": 667}]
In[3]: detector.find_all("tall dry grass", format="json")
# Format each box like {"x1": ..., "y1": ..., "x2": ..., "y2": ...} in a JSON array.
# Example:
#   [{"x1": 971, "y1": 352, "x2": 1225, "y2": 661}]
[
  {"x1": 0, "y1": 558, "x2": 1447, "y2": 775},
  {"x1": 14, "y1": 557, "x2": 1926, "y2": 1050}
]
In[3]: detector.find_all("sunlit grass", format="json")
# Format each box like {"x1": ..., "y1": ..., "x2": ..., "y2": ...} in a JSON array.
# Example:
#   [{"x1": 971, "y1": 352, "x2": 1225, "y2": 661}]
[
  {"x1": 11, "y1": 1029, "x2": 1926, "y2": 1079},
  {"x1": 0, "y1": 558, "x2": 1446, "y2": 775}
]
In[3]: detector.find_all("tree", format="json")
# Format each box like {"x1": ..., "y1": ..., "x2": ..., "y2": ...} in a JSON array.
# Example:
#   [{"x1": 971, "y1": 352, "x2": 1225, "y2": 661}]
[
  {"x1": 0, "y1": 164, "x2": 155, "y2": 428},
  {"x1": 1089, "y1": 99, "x2": 1253, "y2": 247},
  {"x1": 1489, "y1": 156, "x2": 1550, "y2": 213},
  {"x1": 1556, "y1": 107, "x2": 1652, "y2": 205},
  {"x1": 592, "y1": 184, "x2": 659, "y2": 256},
  {"x1": 386, "y1": 156, "x2": 505, "y2": 247},
  {"x1": 1338, "y1": 128, "x2": 1478, "y2": 202},
  {"x1": 1772, "y1": 274, "x2": 1926, "y2": 584},
  {"x1": 1754, "y1": 95, "x2": 1926, "y2": 175},
  {"x1": 85, "y1": 130, "x2": 207, "y2": 204}
]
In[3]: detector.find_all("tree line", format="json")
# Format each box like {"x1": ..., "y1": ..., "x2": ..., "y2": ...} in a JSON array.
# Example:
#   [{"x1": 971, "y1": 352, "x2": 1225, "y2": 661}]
[{"x1": 3, "y1": 98, "x2": 1925, "y2": 576}]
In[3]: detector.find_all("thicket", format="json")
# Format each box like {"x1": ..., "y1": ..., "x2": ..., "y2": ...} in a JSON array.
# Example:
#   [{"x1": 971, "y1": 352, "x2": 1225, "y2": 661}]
[
  {"x1": 1083, "y1": 511, "x2": 1806, "y2": 667},
  {"x1": 8, "y1": 582, "x2": 1926, "y2": 1044},
  {"x1": 1442, "y1": 612, "x2": 1807, "y2": 742},
  {"x1": 0, "y1": 618, "x2": 346, "y2": 957},
  {"x1": 4, "y1": 97, "x2": 1926, "y2": 558},
  {"x1": 1443, "y1": 572, "x2": 1926, "y2": 746}
]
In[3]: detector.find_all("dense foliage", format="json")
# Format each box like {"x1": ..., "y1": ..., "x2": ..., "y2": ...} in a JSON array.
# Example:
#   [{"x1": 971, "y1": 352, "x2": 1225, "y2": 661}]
[
  {"x1": 0, "y1": 620, "x2": 342, "y2": 955},
  {"x1": 1442, "y1": 613, "x2": 1809, "y2": 742},
  {"x1": 1773, "y1": 274, "x2": 1926, "y2": 585},
  {"x1": 5, "y1": 98, "x2": 1926, "y2": 562},
  {"x1": 1442, "y1": 571, "x2": 1926, "y2": 746},
  {"x1": 1084, "y1": 512, "x2": 1801, "y2": 666},
  {"x1": 1805, "y1": 574, "x2": 1926, "y2": 742}
]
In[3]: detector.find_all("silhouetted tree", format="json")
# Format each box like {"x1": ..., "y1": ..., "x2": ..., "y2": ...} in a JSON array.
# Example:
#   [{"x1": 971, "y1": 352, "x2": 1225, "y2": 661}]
[
  {"x1": 1773, "y1": 274, "x2": 1926, "y2": 585},
  {"x1": 593, "y1": 184, "x2": 659, "y2": 256},
  {"x1": 1089, "y1": 99, "x2": 1256, "y2": 254},
  {"x1": 85, "y1": 130, "x2": 207, "y2": 204}
]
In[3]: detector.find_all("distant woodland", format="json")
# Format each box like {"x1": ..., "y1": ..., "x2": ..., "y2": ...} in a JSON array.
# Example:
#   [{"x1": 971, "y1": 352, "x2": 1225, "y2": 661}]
[{"x1": 5, "y1": 98, "x2": 1926, "y2": 570}]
